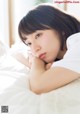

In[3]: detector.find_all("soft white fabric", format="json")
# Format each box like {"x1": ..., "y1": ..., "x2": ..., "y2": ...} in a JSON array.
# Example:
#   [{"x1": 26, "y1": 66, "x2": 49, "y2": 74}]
[
  {"x1": 52, "y1": 32, "x2": 80, "y2": 73},
  {"x1": 0, "y1": 68, "x2": 80, "y2": 114},
  {"x1": 9, "y1": 41, "x2": 29, "y2": 58},
  {"x1": 0, "y1": 34, "x2": 80, "y2": 114},
  {"x1": 0, "y1": 40, "x2": 9, "y2": 57},
  {"x1": 0, "y1": 55, "x2": 30, "y2": 91}
]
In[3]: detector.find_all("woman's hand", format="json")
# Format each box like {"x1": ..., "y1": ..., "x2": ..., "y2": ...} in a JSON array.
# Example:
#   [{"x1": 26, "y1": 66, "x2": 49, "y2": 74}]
[
  {"x1": 29, "y1": 53, "x2": 53, "y2": 70},
  {"x1": 45, "y1": 62, "x2": 53, "y2": 70},
  {"x1": 30, "y1": 56, "x2": 53, "y2": 77},
  {"x1": 25, "y1": 51, "x2": 53, "y2": 75},
  {"x1": 29, "y1": 56, "x2": 53, "y2": 93}
]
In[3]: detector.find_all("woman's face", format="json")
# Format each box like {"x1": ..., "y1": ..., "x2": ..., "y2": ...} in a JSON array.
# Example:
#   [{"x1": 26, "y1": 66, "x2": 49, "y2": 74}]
[{"x1": 24, "y1": 29, "x2": 61, "y2": 63}]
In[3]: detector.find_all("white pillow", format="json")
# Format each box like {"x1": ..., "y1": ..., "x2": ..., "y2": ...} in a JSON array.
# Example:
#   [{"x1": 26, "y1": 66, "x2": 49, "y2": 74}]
[
  {"x1": 0, "y1": 40, "x2": 9, "y2": 57},
  {"x1": 9, "y1": 42, "x2": 31, "y2": 67}
]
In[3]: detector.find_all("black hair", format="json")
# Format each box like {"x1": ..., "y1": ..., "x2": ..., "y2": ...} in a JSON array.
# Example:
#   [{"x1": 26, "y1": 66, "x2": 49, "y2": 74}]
[{"x1": 18, "y1": 3, "x2": 80, "y2": 50}]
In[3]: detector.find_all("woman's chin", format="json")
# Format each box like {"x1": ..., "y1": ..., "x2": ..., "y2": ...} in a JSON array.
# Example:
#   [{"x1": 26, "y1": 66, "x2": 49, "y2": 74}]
[{"x1": 44, "y1": 59, "x2": 54, "y2": 64}]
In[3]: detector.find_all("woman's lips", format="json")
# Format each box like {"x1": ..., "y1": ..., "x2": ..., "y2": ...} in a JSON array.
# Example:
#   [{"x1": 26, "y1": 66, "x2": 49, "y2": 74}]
[{"x1": 39, "y1": 53, "x2": 46, "y2": 59}]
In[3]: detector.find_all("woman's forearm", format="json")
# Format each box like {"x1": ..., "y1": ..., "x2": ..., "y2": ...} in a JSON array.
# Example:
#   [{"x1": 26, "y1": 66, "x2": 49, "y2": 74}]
[{"x1": 29, "y1": 67, "x2": 79, "y2": 94}]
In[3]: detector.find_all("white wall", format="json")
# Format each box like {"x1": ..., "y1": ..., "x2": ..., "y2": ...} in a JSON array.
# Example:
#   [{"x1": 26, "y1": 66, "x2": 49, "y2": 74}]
[
  {"x1": 0, "y1": 0, "x2": 9, "y2": 45},
  {"x1": 67, "y1": 3, "x2": 80, "y2": 18}
]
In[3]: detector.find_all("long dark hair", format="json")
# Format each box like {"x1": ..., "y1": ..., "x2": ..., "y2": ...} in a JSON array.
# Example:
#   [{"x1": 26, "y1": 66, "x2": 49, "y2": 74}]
[{"x1": 18, "y1": 3, "x2": 80, "y2": 50}]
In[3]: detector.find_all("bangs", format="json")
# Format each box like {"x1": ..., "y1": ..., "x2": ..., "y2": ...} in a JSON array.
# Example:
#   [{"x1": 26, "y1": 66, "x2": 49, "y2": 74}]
[
  {"x1": 18, "y1": 16, "x2": 50, "y2": 40},
  {"x1": 18, "y1": 8, "x2": 52, "y2": 40}
]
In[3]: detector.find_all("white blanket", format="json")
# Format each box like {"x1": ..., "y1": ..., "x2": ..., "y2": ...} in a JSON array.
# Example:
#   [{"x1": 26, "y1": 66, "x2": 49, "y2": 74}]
[{"x1": 0, "y1": 42, "x2": 80, "y2": 114}]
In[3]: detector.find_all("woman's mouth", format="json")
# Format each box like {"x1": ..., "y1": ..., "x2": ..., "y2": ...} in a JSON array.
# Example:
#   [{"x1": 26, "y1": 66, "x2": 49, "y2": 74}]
[{"x1": 39, "y1": 53, "x2": 46, "y2": 59}]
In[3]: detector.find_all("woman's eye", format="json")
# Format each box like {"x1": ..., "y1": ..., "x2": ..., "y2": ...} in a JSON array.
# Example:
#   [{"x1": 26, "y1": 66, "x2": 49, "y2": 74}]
[
  {"x1": 35, "y1": 33, "x2": 42, "y2": 39},
  {"x1": 26, "y1": 42, "x2": 31, "y2": 46}
]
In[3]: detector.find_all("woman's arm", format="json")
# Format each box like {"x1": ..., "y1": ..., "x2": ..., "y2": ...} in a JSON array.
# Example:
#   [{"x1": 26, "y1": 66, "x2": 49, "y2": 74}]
[
  {"x1": 12, "y1": 53, "x2": 31, "y2": 68},
  {"x1": 29, "y1": 57, "x2": 80, "y2": 94}
]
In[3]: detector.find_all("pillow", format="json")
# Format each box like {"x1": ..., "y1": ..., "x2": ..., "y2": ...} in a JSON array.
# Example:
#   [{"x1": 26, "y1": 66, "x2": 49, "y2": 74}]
[
  {"x1": 0, "y1": 42, "x2": 30, "y2": 91},
  {"x1": 0, "y1": 41, "x2": 31, "y2": 73},
  {"x1": 0, "y1": 40, "x2": 9, "y2": 57},
  {"x1": 9, "y1": 41, "x2": 31, "y2": 68}
]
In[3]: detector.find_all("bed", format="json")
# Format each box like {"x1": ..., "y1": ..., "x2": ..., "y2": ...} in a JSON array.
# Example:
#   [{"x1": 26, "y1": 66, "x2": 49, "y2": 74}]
[{"x1": 0, "y1": 40, "x2": 80, "y2": 114}]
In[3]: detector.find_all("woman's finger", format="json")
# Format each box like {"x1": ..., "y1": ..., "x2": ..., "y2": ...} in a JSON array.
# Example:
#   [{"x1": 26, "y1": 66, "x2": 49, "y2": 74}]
[{"x1": 45, "y1": 63, "x2": 52, "y2": 70}]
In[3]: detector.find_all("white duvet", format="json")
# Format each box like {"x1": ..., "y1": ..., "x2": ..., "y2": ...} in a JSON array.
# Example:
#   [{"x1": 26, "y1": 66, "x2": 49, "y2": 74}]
[{"x1": 0, "y1": 42, "x2": 80, "y2": 114}]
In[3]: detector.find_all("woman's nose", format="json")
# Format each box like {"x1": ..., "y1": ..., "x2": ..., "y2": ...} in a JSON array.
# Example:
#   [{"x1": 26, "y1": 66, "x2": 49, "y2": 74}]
[{"x1": 32, "y1": 42, "x2": 41, "y2": 53}]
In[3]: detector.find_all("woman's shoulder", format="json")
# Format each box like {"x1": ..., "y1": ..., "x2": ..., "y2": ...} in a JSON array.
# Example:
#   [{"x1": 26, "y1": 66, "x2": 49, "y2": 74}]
[{"x1": 66, "y1": 32, "x2": 80, "y2": 49}]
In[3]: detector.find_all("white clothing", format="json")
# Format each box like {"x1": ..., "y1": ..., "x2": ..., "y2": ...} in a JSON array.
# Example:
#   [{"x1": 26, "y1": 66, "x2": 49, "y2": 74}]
[{"x1": 52, "y1": 32, "x2": 80, "y2": 73}]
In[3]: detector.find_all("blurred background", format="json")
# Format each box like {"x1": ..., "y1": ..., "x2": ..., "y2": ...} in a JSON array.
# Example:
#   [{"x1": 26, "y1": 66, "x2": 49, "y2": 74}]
[{"x1": 0, "y1": 0, "x2": 80, "y2": 47}]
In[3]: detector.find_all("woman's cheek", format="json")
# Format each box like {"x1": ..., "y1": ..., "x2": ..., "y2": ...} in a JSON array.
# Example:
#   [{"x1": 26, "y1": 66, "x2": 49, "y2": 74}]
[{"x1": 41, "y1": 37, "x2": 49, "y2": 46}]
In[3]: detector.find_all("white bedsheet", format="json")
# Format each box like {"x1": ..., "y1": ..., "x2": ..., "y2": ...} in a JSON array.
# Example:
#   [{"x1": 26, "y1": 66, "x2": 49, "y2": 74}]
[
  {"x1": 0, "y1": 55, "x2": 80, "y2": 114},
  {"x1": 0, "y1": 42, "x2": 80, "y2": 114}
]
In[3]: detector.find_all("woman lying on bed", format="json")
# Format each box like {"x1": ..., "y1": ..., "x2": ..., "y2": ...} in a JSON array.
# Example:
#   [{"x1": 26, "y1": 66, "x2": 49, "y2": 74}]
[{"x1": 18, "y1": 3, "x2": 80, "y2": 94}]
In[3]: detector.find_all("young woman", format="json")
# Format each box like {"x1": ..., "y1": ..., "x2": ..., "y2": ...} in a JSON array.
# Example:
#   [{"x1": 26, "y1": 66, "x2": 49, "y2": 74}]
[{"x1": 18, "y1": 3, "x2": 80, "y2": 94}]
